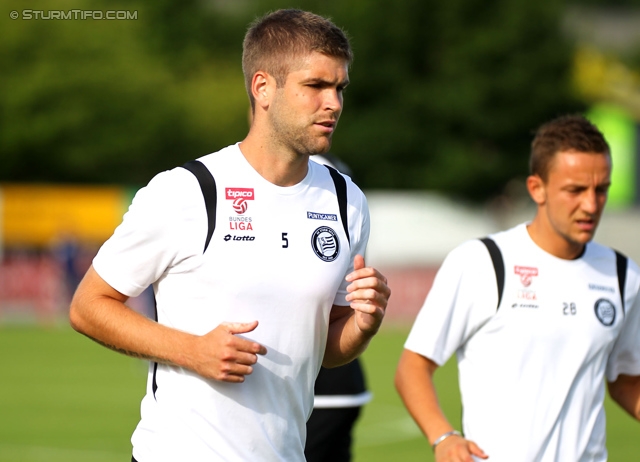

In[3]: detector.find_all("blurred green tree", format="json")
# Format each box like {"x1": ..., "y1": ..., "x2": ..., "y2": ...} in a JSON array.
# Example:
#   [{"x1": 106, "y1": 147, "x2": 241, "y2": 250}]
[
  {"x1": 0, "y1": 0, "x2": 249, "y2": 186},
  {"x1": 1, "y1": 0, "x2": 583, "y2": 201}
]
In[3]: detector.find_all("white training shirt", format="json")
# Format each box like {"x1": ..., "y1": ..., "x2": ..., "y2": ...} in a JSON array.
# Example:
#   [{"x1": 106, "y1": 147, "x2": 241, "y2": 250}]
[
  {"x1": 93, "y1": 144, "x2": 370, "y2": 462},
  {"x1": 405, "y1": 223, "x2": 640, "y2": 462}
]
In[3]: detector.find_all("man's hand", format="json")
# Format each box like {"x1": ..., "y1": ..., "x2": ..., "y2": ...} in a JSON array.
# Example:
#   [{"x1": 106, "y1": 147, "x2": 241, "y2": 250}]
[
  {"x1": 434, "y1": 434, "x2": 488, "y2": 462},
  {"x1": 191, "y1": 321, "x2": 267, "y2": 383},
  {"x1": 323, "y1": 255, "x2": 390, "y2": 367},
  {"x1": 344, "y1": 254, "x2": 390, "y2": 336}
]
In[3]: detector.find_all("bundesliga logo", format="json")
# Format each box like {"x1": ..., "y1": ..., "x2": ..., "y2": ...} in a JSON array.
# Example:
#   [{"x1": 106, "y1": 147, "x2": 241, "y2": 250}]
[
  {"x1": 514, "y1": 266, "x2": 538, "y2": 287},
  {"x1": 233, "y1": 198, "x2": 248, "y2": 214},
  {"x1": 225, "y1": 188, "x2": 254, "y2": 215}
]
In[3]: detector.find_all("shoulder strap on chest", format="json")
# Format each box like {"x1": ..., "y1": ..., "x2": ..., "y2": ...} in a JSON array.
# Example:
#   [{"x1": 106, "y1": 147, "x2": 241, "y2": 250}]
[
  {"x1": 479, "y1": 240, "x2": 629, "y2": 315},
  {"x1": 479, "y1": 237, "x2": 505, "y2": 311},
  {"x1": 180, "y1": 161, "x2": 350, "y2": 253},
  {"x1": 325, "y1": 165, "x2": 350, "y2": 246},
  {"x1": 181, "y1": 160, "x2": 217, "y2": 253},
  {"x1": 615, "y1": 249, "x2": 628, "y2": 315}
]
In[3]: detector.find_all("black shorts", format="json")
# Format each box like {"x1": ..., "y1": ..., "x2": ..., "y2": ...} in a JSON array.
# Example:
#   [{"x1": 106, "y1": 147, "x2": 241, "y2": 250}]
[{"x1": 304, "y1": 406, "x2": 362, "y2": 462}]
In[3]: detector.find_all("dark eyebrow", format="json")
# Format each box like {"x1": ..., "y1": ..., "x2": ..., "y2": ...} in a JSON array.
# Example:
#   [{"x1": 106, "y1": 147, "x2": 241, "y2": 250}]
[{"x1": 301, "y1": 77, "x2": 350, "y2": 88}]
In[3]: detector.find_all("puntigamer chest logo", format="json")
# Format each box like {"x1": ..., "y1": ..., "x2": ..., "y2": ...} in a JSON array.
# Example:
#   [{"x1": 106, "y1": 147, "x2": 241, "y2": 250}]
[
  {"x1": 514, "y1": 266, "x2": 538, "y2": 287},
  {"x1": 311, "y1": 226, "x2": 340, "y2": 262},
  {"x1": 225, "y1": 188, "x2": 254, "y2": 214}
]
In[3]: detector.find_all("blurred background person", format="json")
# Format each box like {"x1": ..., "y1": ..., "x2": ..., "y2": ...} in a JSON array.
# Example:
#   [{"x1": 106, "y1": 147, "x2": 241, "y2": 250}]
[{"x1": 395, "y1": 114, "x2": 640, "y2": 461}]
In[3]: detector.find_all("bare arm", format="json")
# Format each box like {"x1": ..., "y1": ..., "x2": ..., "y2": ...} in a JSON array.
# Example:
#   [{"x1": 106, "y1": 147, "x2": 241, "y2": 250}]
[
  {"x1": 323, "y1": 255, "x2": 390, "y2": 367},
  {"x1": 69, "y1": 265, "x2": 266, "y2": 382},
  {"x1": 395, "y1": 349, "x2": 487, "y2": 461},
  {"x1": 608, "y1": 374, "x2": 640, "y2": 420}
]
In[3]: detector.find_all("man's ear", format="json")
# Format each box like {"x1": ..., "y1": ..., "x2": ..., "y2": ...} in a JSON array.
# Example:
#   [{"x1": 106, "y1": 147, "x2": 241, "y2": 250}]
[
  {"x1": 527, "y1": 174, "x2": 546, "y2": 206},
  {"x1": 251, "y1": 71, "x2": 274, "y2": 111}
]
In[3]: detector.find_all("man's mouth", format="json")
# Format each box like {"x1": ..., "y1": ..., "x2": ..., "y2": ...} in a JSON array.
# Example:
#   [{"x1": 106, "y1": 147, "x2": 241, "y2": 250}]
[
  {"x1": 576, "y1": 218, "x2": 595, "y2": 231},
  {"x1": 314, "y1": 120, "x2": 336, "y2": 133}
]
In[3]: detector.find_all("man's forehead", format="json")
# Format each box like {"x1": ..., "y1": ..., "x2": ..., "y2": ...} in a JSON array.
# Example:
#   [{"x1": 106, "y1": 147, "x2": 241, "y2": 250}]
[
  {"x1": 286, "y1": 51, "x2": 349, "y2": 73},
  {"x1": 551, "y1": 150, "x2": 611, "y2": 167},
  {"x1": 548, "y1": 150, "x2": 611, "y2": 180}
]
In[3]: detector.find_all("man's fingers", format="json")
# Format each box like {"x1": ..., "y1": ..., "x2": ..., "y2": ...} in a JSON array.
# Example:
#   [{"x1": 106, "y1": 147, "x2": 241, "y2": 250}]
[
  {"x1": 210, "y1": 343, "x2": 263, "y2": 382},
  {"x1": 194, "y1": 321, "x2": 268, "y2": 382},
  {"x1": 219, "y1": 320, "x2": 267, "y2": 355},
  {"x1": 346, "y1": 275, "x2": 390, "y2": 294},
  {"x1": 349, "y1": 302, "x2": 384, "y2": 314},
  {"x1": 347, "y1": 292, "x2": 387, "y2": 310},
  {"x1": 233, "y1": 350, "x2": 261, "y2": 366},
  {"x1": 217, "y1": 366, "x2": 254, "y2": 383},
  {"x1": 229, "y1": 339, "x2": 266, "y2": 356},
  {"x1": 232, "y1": 334, "x2": 267, "y2": 356},
  {"x1": 346, "y1": 276, "x2": 391, "y2": 309},
  {"x1": 220, "y1": 360, "x2": 256, "y2": 377},
  {"x1": 346, "y1": 254, "x2": 368, "y2": 281},
  {"x1": 468, "y1": 441, "x2": 489, "y2": 459},
  {"x1": 223, "y1": 320, "x2": 259, "y2": 335}
]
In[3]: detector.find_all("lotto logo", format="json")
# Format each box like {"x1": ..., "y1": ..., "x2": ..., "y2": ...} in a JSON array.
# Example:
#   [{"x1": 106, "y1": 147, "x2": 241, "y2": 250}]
[{"x1": 233, "y1": 198, "x2": 248, "y2": 214}]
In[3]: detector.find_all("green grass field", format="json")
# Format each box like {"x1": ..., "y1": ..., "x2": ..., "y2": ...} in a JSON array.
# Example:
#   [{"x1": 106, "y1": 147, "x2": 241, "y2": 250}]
[{"x1": 0, "y1": 324, "x2": 638, "y2": 461}]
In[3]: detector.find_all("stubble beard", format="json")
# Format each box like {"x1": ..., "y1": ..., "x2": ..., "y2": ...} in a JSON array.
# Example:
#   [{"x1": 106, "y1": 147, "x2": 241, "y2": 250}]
[
  {"x1": 544, "y1": 207, "x2": 594, "y2": 255},
  {"x1": 270, "y1": 115, "x2": 333, "y2": 157},
  {"x1": 561, "y1": 220, "x2": 601, "y2": 256}
]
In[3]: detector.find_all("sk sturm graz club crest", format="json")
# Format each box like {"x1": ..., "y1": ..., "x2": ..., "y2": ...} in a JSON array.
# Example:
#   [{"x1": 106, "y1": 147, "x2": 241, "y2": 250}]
[
  {"x1": 311, "y1": 226, "x2": 340, "y2": 262},
  {"x1": 594, "y1": 298, "x2": 616, "y2": 326}
]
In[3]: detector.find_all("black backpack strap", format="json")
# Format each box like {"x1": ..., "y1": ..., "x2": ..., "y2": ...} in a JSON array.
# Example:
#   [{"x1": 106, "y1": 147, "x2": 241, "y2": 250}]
[
  {"x1": 325, "y1": 165, "x2": 350, "y2": 247},
  {"x1": 480, "y1": 237, "x2": 505, "y2": 311},
  {"x1": 151, "y1": 159, "x2": 215, "y2": 401},
  {"x1": 181, "y1": 160, "x2": 217, "y2": 253},
  {"x1": 615, "y1": 250, "x2": 628, "y2": 315}
]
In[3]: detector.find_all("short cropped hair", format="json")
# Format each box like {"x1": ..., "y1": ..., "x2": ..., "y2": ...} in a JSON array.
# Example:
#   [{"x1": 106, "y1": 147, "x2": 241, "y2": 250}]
[
  {"x1": 530, "y1": 114, "x2": 610, "y2": 181},
  {"x1": 242, "y1": 9, "x2": 353, "y2": 109}
]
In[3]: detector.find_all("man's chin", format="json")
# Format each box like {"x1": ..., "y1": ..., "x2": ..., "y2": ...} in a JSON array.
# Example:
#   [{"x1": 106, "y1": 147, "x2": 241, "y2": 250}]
[
  {"x1": 308, "y1": 141, "x2": 332, "y2": 156},
  {"x1": 572, "y1": 231, "x2": 596, "y2": 245}
]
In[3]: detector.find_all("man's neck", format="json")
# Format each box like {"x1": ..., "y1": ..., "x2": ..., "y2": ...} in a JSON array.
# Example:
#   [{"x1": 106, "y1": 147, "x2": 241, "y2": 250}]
[
  {"x1": 526, "y1": 217, "x2": 585, "y2": 260},
  {"x1": 239, "y1": 133, "x2": 309, "y2": 187}
]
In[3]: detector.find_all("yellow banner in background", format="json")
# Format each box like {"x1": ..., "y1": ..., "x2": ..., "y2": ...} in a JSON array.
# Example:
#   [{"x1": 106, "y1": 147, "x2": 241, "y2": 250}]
[{"x1": 0, "y1": 184, "x2": 128, "y2": 248}]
